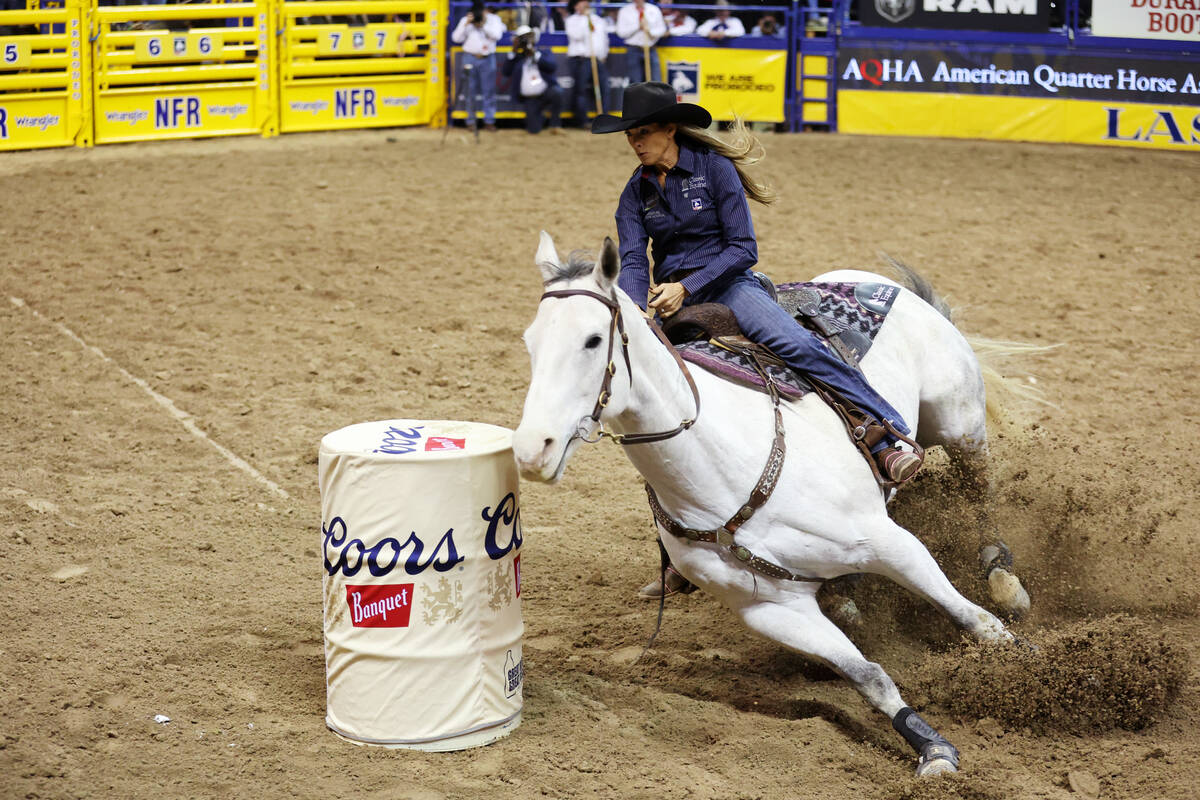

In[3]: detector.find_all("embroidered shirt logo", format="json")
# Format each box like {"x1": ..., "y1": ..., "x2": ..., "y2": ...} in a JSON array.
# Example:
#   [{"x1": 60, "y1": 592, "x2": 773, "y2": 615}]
[{"x1": 691, "y1": 197, "x2": 703, "y2": 211}]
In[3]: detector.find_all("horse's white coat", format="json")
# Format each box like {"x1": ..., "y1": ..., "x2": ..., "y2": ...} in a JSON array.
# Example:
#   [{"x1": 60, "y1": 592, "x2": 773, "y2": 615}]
[{"x1": 514, "y1": 234, "x2": 1011, "y2": 767}]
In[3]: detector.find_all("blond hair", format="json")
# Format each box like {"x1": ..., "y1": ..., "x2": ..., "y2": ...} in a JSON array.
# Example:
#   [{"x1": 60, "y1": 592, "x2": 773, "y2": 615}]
[{"x1": 675, "y1": 117, "x2": 777, "y2": 205}]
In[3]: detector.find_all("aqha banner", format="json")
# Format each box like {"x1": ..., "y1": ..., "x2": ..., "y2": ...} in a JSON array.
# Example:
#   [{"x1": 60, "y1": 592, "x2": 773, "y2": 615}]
[{"x1": 1091, "y1": 0, "x2": 1200, "y2": 41}]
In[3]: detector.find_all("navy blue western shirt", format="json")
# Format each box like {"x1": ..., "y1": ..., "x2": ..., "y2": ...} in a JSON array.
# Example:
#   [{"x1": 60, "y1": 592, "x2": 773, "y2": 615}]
[{"x1": 615, "y1": 141, "x2": 758, "y2": 309}]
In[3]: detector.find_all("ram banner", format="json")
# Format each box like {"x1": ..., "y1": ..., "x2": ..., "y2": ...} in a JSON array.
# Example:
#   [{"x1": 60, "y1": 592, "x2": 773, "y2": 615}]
[
  {"x1": 838, "y1": 44, "x2": 1200, "y2": 150},
  {"x1": 1091, "y1": 0, "x2": 1200, "y2": 42},
  {"x1": 857, "y1": 0, "x2": 1051, "y2": 32}
]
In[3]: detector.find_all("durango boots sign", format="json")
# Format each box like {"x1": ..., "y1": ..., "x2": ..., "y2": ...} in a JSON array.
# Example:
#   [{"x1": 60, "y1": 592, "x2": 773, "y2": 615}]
[{"x1": 857, "y1": 0, "x2": 1051, "y2": 32}]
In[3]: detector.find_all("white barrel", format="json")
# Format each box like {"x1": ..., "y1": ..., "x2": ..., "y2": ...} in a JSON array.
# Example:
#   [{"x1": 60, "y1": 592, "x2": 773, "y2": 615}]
[{"x1": 318, "y1": 419, "x2": 524, "y2": 750}]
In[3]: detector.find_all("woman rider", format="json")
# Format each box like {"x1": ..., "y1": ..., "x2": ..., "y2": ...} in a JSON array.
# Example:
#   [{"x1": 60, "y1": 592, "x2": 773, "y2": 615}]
[{"x1": 591, "y1": 83, "x2": 922, "y2": 598}]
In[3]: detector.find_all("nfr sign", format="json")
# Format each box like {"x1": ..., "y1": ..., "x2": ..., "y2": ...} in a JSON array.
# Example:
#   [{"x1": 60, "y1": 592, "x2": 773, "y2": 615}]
[
  {"x1": 335, "y1": 88, "x2": 377, "y2": 119},
  {"x1": 155, "y1": 96, "x2": 201, "y2": 129}
]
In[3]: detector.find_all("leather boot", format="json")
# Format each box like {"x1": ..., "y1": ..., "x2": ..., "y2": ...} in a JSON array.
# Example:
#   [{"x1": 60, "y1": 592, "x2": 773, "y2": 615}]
[
  {"x1": 877, "y1": 447, "x2": 923, "y2": 484},
  {"x1": 637, "y1": 566, "x2": 698, "y2": 600}
]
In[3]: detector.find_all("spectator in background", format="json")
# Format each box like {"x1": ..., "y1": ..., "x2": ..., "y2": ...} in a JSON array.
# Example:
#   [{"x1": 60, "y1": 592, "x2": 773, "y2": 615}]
[
  {"x1": 502, "y1": 25, "x2": 566, "y2": 135},
  {"x1": 660, "y1": 0, "x2": 697, "y2": 36},
  {"x1": 696, "y1": 0, "x2": 745, "y2": 40},
  {"x1": 452, "y1": 0, "x2": 505, "y2": 131},
  {"x1": 616, "y1": 0, "x2": 667, "y2": 83},
  {"x1": 565, "y1": 0, "x2": 610, "y2": 127},
  {"x1": 750, "y1": 12, "x2": 784, "y2": 37},
  {"x1": 513, "y1": 0, "x2": 559, "y2": 33}
]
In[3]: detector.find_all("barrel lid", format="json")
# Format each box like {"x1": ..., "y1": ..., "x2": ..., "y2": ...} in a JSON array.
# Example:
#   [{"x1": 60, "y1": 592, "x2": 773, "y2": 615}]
[{"x1": 320, "y1": 419, "x2": 513, "y2": 459}]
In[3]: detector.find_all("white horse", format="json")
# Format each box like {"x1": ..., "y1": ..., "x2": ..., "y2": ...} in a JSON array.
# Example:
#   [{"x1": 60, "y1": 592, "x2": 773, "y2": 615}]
[{"x1": 514, "y1": 233, "x2": 1027, "y2": 776}]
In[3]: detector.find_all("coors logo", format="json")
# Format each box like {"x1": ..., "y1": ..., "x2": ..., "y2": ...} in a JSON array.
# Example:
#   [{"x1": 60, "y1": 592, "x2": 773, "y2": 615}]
[{"x1": 346, "y1": 583, "x2": 415, "y2": 627}]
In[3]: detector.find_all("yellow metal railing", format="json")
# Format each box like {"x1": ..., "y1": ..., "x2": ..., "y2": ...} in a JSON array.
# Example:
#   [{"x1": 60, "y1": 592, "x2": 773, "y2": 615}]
[
  {"x1": 0, "y1": 0, "x2": 91, "y2": 149},
  {"x1": 276, "y1": 0, "x2": 446, "y2": 132},
  {"x1": 1, "y1": 0, "x2": 445, "y2": 150},
  {"x1": 91, "y1": 1, "x2": 276, "y2": 143}
]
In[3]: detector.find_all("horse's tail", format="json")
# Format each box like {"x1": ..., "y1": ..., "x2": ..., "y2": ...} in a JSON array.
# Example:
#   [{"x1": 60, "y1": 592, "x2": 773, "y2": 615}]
[
  {"x1": 882, "y1": 255, "x2": 953, "y2": 321},
  {"x1": 883, "y1": 255, "x2": 1058, "y2": 422}
]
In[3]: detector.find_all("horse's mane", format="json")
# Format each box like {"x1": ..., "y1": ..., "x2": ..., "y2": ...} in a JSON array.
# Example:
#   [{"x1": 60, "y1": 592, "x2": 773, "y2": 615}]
[{"x1": 541, "y1": 250, "x2": 597, "y2": 286}]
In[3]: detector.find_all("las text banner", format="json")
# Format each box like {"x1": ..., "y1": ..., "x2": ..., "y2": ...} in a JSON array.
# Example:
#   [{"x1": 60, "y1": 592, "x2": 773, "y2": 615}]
[{"x1": 838, "y1": 89, "x2": 1200, "y2": 150}]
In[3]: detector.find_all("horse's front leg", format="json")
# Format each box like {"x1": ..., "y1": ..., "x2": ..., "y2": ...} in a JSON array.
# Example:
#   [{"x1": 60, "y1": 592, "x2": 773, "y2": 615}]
[
  {"x1": 733, "y1": 589, "x2": 960, "y2": 777},
  {"x1": 867, "y1": 516, "x2": 1013, "y2": 643}
]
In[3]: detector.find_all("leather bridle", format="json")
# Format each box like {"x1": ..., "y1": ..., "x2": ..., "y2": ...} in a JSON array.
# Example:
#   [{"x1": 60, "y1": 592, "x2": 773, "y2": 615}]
[
  {"x1": 539, "y1": 288, "x2": 701, "y2": 446},
  {"x1": 538, "y1": 287, "x2": 819, "y2": 587}
]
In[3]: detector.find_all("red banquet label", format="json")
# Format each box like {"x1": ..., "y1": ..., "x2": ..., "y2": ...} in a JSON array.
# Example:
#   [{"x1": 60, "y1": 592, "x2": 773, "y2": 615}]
[
  {"x1": 345, "y1": 583, "x2": 414, "y2": 628},
  {"x1": 425, "y1": 436, "x2": 466, "y2": 452}
]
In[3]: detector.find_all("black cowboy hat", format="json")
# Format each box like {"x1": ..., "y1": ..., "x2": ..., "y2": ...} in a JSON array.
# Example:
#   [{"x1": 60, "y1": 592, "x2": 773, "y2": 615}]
[{"x1": 590, "y1": 82, "x2": 712, "y2": 134}]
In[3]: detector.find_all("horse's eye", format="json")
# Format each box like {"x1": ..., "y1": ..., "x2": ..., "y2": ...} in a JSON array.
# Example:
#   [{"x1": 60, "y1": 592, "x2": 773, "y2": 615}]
[{"x1": 584, "y1": 335, "x2": 603, "y2": 350}]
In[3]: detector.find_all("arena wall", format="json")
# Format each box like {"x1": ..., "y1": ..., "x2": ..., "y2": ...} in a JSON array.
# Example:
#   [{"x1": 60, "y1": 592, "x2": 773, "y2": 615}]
[{"x1": 1, "y1": 0, "x2": 1197, "y2": 151}]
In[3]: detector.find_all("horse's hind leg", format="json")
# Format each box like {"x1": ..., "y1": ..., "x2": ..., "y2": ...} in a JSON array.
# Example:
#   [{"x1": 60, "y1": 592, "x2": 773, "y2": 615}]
[
  {"x1": 943, "y1": 436, "x2": 1031, "y2": 620},
  {"x1": 923, "y1": 390, "x2": 1031, "y2": 620},
  {"x1": 735, "y1": 591, "x2": 960, "y2": 776}
]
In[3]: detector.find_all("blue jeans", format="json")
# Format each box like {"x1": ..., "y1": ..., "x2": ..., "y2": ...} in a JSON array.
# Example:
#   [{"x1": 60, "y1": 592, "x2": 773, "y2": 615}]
[
  {"x1": 520, "y1": 86, "x2": 564, "y2": 133},
  {"x1": 462, "y1": 53, "x2": 497, "y2": 125},
  {"x1": 624, "y1": 47, "x2": 660, "y2": 84},
  {"x1": 689, "y1": 272, "x2": 911, "y2": 441},
  {"x1": 568, "y1": 56, "x2": 609, "y2": 123}
]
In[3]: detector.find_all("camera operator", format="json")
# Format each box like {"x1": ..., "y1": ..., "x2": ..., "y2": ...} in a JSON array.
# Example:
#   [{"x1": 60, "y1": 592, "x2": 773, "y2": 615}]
[
  {"x1": 501, "y1": 25, "x2": 565, "y2": 135},
  {"x1": 451, "y1": 0, "x2": 505, "y2": 131},
  {"x1": 751, "y1": 13, "x2": 783, "y2": 38}
]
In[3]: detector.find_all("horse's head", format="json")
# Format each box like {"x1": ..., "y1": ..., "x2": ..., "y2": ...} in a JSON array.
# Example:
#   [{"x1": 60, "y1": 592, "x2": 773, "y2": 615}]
[{"x1": 513, "y1": 231, "x2": 628, "y2": 483}]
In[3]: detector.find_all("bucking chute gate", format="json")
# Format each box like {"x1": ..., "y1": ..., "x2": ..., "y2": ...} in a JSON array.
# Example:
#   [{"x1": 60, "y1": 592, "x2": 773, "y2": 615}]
[{"x1": 0, "y1": 0, "x2": 447, "y2": 150}]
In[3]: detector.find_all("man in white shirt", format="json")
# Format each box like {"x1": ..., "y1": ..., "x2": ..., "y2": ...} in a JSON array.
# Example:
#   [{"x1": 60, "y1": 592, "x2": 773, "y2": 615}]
[
  {"x1": 696, "y1": 0, "x2": 745, "y2": 40},
  {"x1": 451, "y1": 0, "x2": 506, "y2": 130},
  {"x1": 616, "y1": 0, "x2": 667, "y2": 83},
  {"x1": 565, "y1": 0, "x2": 610, "y2": 126},
  {"x1": 660, "y1": 0, "x2": 697, "y2": 36}
]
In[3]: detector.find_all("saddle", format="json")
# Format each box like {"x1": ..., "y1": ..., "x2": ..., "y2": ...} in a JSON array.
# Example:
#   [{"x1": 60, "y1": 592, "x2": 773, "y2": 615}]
[{"x1": 659, "y1": 280, "x2": 905, "y2": 487}]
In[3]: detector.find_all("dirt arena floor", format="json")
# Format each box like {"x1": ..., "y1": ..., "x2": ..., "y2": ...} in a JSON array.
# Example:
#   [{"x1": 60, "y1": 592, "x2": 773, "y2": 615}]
[{"x1": 1, "y1": 126, "x2": 1198, "y2": 800}]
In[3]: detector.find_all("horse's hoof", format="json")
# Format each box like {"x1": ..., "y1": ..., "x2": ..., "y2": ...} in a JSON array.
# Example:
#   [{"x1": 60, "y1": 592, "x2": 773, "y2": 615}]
[
  {"x1": 915, "y1": 742, "x2": 959, "y2": 778},
  {"x1": 916, "y1": 756, "x2": 958, "y2": 777},
  {"x1": 987, "y1": 568, "x2": 1030, "y2": 620},
  {"x1": 979, "y1": 541, "x2": 1014, "y2": 576}
]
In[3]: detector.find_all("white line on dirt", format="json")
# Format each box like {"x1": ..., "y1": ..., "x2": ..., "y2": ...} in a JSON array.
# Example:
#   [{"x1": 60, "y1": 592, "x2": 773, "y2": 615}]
[{"x1": 9, "y1": 296, "x2": 291, "y2": 501}]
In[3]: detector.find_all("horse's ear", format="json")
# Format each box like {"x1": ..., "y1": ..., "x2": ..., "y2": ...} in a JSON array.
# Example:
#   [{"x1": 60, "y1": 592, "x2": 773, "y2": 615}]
[
  {"x1": 535, "y1": 230, "x2": 560, "y2": 283},
  {"x1": 597, "y1": 236, "x2": 621, "y2": 287}
]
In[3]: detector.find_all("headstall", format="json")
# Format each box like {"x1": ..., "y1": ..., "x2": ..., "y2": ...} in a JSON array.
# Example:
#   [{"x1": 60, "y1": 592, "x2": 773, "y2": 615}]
[{"x1": 539, "y1": 288, "x2": 700, "y2": 446}]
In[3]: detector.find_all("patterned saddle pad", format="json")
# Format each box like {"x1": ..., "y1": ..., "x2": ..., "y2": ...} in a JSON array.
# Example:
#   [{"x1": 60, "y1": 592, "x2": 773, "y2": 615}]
[{"x1": 674, "y1": 281, "x2": 900, "y2": 399}]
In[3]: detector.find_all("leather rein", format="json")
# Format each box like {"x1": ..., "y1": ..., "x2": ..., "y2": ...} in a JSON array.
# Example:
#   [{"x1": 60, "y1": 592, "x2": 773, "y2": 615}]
[
  {"x1": 540, "y1": 288, "x2": 700, "y2": 446},
  {"x1": 538, "y1": 287, "x2": 822, "y2": 587}
]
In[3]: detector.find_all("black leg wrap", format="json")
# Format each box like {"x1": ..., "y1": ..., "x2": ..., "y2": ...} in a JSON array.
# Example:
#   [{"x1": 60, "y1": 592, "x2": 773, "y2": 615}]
[{"x1": 892, "y1": 707, "x2": 959, "y2": 770}]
